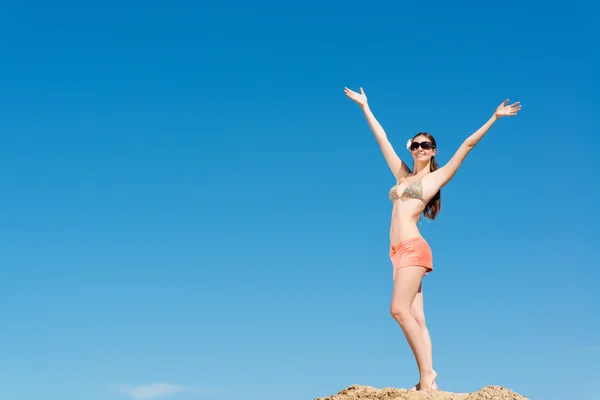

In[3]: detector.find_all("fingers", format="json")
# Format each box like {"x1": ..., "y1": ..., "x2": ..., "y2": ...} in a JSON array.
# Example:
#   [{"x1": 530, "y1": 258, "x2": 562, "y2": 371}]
[
  {"x1": 344, "y1": 88, "x2": 360, "y2": 101},
  {"x1": 344, "y1": 86, "x2": 366, "y2": 96},
  {"x1": 498, "y1": 99, "x2": 522, "y2": 115},
  {"x1": 344, "y1": 86, "x2": 366, "y2": 102}
]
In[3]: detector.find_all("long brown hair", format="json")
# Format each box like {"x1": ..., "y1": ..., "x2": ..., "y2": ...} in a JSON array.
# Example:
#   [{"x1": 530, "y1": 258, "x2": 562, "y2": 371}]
[{"x1": 412, "y1": 132, "x2": 441, "y2": 220}]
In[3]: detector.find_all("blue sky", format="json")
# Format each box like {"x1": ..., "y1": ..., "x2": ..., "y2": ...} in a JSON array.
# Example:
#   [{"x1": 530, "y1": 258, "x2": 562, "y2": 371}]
[{"x1": 0, "y1": 1, "x2": 598, "y2": 400}]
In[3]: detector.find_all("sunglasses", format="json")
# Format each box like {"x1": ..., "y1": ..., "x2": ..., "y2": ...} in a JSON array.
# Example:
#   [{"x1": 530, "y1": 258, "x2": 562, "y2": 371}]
[{"x1": 410, "y1": 141, "x2": 434, "y2": 151}]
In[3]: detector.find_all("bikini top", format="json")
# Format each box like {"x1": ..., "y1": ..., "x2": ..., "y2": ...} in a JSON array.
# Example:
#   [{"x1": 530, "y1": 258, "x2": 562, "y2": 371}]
[{"x1": 389, "y1": 175, "x2": 427, "y2": 205}]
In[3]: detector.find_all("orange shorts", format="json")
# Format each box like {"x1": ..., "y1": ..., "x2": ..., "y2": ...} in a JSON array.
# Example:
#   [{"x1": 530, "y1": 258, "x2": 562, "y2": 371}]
[{"x1": 389, "y1": 236, "x2": 433, "y2": 280}]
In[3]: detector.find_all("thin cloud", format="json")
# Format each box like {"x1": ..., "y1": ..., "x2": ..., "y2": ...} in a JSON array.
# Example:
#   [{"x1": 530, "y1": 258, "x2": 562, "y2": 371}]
[{"x1": 117, "y1": 383, "x2": 188, "y2": 400}]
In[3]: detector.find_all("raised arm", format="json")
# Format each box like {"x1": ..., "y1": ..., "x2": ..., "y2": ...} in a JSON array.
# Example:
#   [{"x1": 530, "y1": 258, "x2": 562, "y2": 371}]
[
  {"x1": 430, "y1": 99, "x2": 521, "y2": 187},
  {"x1": 345, "y1": 87, "x2": 411, "y2": 180}
]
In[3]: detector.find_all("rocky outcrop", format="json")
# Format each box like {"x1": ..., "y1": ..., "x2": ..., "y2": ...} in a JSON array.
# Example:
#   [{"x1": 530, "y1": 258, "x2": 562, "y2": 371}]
[{"x1": 315, "y1": 384, "x2": 528, "y2": 400}]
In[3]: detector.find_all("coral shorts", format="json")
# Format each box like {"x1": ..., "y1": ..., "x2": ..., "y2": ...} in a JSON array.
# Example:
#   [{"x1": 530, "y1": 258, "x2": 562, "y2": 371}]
[{"x1": 389, "y1": 236, "x2": 433, "y2": 280}]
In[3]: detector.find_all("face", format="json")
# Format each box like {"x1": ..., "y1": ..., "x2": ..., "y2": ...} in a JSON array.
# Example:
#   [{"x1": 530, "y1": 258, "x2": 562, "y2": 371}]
[{"x1": 410, "y1": 135, "x2": 436, "y2": 161}]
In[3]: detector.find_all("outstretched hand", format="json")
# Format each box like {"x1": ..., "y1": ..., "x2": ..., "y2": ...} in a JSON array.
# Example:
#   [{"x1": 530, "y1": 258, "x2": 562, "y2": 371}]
[
  {"x1": 344, "y1": 87, "x2": 368, "y2": 107},
  {"x1": 495, "y1": 99, "x2": 521, "y2": 118}
]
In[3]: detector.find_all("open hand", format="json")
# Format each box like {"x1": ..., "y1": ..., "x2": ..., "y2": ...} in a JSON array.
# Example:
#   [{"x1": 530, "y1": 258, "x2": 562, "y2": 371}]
[
  {"x1": 344, "y1": 87, "x2": 368, "y2": 107},
  {"x1": 495, "y1": 99, "x2": 521, "y2": 118}
]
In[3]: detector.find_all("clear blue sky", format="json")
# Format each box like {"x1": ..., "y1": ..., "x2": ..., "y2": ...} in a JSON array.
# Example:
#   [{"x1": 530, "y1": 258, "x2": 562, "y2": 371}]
[{"x1": 1, "y1": 1, "x2": 598, "y2": 400}]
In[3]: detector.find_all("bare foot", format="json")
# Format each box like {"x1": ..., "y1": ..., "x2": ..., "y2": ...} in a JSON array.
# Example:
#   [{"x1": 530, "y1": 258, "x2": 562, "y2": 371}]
[
  {"x1": 417, "y1": 369, "x2": 438, "y2": 392},
  {"x1": 409, "y1": 379, "x2": 438, "y2": 391}
]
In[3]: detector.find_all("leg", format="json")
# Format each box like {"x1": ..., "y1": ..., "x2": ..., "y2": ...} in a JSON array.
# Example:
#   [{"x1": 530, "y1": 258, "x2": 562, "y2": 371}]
[
  {"x1": 409, "y1": 283, "x2": 437, "y2": 390},
  {"x1": 390, "y1": 266, "x2": 437, "y2": 392}
]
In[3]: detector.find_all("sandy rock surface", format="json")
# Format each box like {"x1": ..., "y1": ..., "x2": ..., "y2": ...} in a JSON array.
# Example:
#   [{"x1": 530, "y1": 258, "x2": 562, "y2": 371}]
[{"x1": 315, "y1": 384, "x2": 529, "y2": 400}]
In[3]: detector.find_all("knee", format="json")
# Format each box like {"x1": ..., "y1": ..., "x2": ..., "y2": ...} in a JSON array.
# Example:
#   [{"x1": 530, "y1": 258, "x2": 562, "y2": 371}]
[{"x1": 390, "y1": 306, "x2": 412, "y2": 325}]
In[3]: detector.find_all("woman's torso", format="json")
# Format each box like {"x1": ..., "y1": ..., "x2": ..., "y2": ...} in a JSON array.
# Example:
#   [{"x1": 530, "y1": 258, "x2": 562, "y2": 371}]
[{"x1": 388, "y1": 173, "x2": 436, "y2": 245}]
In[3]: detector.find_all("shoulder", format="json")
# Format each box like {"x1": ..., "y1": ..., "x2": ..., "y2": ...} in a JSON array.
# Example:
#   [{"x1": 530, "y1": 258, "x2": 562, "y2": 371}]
[{"x1": 421, "y1": 169, "x2": 449, "y2": 195}]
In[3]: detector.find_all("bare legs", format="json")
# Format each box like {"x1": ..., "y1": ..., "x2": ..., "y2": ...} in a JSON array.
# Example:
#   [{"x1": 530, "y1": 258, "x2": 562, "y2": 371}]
[
  {"x1": 409, "y1": 283, "x2": 437, "y2": 390},
  {"x1": 390, "y1": 267, "x2": 437, "y2": 392}
]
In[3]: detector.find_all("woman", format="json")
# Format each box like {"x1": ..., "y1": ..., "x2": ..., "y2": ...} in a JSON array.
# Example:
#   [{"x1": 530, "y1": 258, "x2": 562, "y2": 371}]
[{"x1": 344, "y1": 86, "x2": 521, "y2": 392}]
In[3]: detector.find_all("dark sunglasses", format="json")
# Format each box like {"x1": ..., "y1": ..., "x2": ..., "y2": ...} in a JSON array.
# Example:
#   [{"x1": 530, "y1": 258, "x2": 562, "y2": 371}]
[{"x1": 410, "y1": 141, "x2": 434, "y2": 151}]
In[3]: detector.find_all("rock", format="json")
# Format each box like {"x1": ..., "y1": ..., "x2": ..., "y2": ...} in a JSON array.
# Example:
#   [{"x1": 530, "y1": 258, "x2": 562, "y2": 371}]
[
  {"x1": 315, "y1": 384, "x2": 528, "y2": 400},
  {"x1": 464, "y1": 385, "x2": 528, "y2": 400}
]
